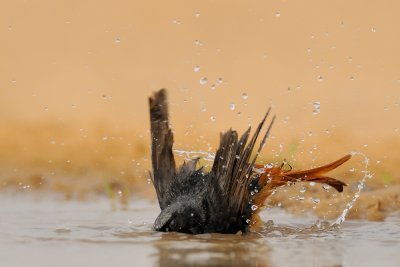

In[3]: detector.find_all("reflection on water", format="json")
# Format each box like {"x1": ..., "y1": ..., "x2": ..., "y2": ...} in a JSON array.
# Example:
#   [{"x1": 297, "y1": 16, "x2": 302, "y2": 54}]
[
  {"x1": 152, "y1": 232, "x2": 270, "y2": 267},
  {"x1": 0, "y1": 193, "x2": 399, "y2": 267}
]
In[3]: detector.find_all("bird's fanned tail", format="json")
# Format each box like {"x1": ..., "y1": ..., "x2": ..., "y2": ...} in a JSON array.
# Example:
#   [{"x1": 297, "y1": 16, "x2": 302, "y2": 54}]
[{"x1": 249, "y1": 154, "x2": 352, "y2": 226}]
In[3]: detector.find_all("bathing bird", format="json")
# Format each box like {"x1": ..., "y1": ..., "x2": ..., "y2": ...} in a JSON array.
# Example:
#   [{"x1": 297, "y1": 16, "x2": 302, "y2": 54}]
[{"x1": 149, "y1": 89, "x2": 351, "y2": 234}]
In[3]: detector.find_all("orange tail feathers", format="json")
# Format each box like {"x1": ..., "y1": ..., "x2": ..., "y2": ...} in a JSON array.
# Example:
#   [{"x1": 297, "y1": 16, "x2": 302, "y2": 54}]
[
  {"x1": 250, "y1": 154, "x2": 352, "y2": 222},
  {"x1": 281, "y1": 154, "x2": 351, "y2": 192}
]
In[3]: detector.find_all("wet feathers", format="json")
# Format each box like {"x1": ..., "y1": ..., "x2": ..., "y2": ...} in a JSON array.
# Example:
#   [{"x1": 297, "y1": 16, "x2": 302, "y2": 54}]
[{"x1": 149, "y1": 89, "x2": 351, "y2": 234}]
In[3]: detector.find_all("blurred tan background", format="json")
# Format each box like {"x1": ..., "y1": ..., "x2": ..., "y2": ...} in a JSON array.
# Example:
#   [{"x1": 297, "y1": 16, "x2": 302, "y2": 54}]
[{"x1": 0, "y1": 1, "x2": 399, "y2": 203}]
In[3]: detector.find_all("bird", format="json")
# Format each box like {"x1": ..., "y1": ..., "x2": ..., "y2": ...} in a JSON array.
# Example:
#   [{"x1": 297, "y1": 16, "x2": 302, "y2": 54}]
[{"x1": 149, "y1": 89, "x2": 351, "y2": 234}]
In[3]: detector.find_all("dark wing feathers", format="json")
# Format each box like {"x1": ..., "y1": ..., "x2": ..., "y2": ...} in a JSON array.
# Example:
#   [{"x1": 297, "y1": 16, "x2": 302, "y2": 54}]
[
  {"x1": 178, "y1": 157, "x2": 201, "y2": 178},
  {"x1": 210, "y1": 110, "x2": 275, "y2": 218},
  {"x1": 149, "y1": 89, "x2": 177, "y2": 209},
  {"x1": 149, "y1": 89, "x2": 275, "y2": 221},
  {"x1": 149, "y1": 89, "x2": 350, "y2": 234},
  {"x1": 211, "y1": 129, "x2": 239, "y2": 191}
]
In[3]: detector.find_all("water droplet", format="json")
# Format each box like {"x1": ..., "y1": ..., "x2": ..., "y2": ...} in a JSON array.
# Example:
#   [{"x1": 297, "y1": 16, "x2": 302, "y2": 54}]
[
  {"x1": 216, "y1": 77, "x2": 223, "y2": 85},
  {"x1": 308, "y1": 131, "x2": 313, "y2": 136},
  {"x1": 210, "y1": 116, "x2": 216, "y2": 122},
  {"x1": 307, "y1": 48, "x2": 311, "y2": 53},
  {"x1": 11, "y1": 79, "x2": 16, "y2": 84},
  {"x1": 210, "y1": 84, "x2": 216, "y2": 90},
  {"x1": 348, "y1": 56, "x2": 353, "y2": 62},
  {"x1": 190, "y1": 213, "x2": 194, "y2": 217},
  {"x1": 371, "y1": 27, "x2": 377, "y2": 33},
  {"x1": 200, "y1": 77, "x2": 208, "y2": 85},
  {"x1": 349, "y1": 167, "x2": 355, "y2": 172},
  {"x1": 114, "y1": 38, "x2": 121, "y2": 43},
  {"x1": 322, "y1": 184, "x2": 330, "y2": 191},
  {"x1": 297, "y1": 196, "x2": 305, "y2": 201},
  {"x1": 299, "y1": 187, "x2": 306, "y2": 193},
  {"x1": 194, "y1": 65, "x2": 200, "y2": 72},
  {"x1": 275, "y1": 11, "x2": 281, "y2": 17},
  {"x1": 265, "y1": 163, "x2": 274, "y2": 168},
  {"x1": 237, "y1": 111, "x2": 241, "y2": 116},
  {"x1": 312, "y1": 197, "x2": 320, "y2": 204},
  {"x1": 309, "y1": 182, "x2": 316, "y2": 187},
  {"x1": 318, "y1": 76, "x2": 324, "y2": 82},
  {"x1": 357, "y1": 182, "x2": 364, "y2": 190},
  {"x1": 312, "y1": 101, "x2": 321, "y2": 115},
  {"x1": 103, "y1": 136, "x2": 108, "y2": 141},
  {"x1": 283, "y1": 117, "x2": 289, "y2": 124},
  {"x1": 195, "y1": 11, "x2": 200, "y2": 17},
  {"x1": 44, "y1": 107, "x2": 49, "y2": 111},
  {"x1": 194, "y1": 39, "x2": 203, "y2": 46},
  {"x1": 251, "y1": 205, "x2": 258, "y2": 211},
  {"x1": 349, "y1": 76, "x2": 355, "y2": 81},
  {"x1": 242, "y1": 93, "x2": 248, "y2": 100},
  {"x1": 229, "y1": 102, "x2": 236, "y2": 111},
  {"x1": 172, "y1": 19, "x2": 181, "y2": 25}
]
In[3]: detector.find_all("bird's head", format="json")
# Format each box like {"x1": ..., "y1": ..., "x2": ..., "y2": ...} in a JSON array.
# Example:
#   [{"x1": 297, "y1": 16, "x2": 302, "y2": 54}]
[{"x1": 153, "y1": 198, "x2": 207, "y2": 234}]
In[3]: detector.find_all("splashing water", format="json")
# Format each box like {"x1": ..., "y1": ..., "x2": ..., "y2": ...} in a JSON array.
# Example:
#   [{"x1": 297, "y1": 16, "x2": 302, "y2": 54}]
[
  {"x1": 174, "y1": 149, "x2": 371, "y2": 228},
  {"x1": 173, "y1": 149, "x2": 215, "y2": 162},
  {"x1": 331, "y1": 151, "x2": 372, "y2": 226},
  {"x1": 266, "y1": 151, "x2": 372, "y2": 233}
]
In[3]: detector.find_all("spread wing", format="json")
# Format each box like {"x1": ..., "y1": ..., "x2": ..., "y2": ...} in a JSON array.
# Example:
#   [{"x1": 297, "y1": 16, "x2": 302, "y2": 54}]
[
  {"x1": 149, "y1": 89, "x2": 177, "y2": 209},
  {"x1": 209, "y1": 109, "x2": 275, "y2": 230}
]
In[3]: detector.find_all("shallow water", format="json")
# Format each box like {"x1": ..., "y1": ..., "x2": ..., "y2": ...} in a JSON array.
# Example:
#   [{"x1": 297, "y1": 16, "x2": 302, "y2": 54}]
[{"x1": 1, "y1": 193, "x2": 399, "y2": 267}]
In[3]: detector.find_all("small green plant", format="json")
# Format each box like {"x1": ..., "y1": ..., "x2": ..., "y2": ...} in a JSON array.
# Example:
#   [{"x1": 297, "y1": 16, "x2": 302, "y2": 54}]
[{"x1": 380, "y1": 172, "x2": 393, "y2": 184}]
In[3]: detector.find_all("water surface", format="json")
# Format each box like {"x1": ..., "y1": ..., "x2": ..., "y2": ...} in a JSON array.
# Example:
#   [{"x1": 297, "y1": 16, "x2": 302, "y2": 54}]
[{"x1": 1, "y1": 193, "x2": 399, "y2": 267}]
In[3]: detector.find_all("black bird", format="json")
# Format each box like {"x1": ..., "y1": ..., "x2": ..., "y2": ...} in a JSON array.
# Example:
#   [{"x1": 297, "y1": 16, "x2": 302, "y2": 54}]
[{"x1": 149, "y1": 89, "x2": 351, "y2": 234}]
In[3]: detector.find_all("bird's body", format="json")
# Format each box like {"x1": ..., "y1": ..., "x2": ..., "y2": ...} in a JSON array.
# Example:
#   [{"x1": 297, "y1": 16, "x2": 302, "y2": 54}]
[{"x1": 149, "y1": 89, "x2": 351, "y2": 234}]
